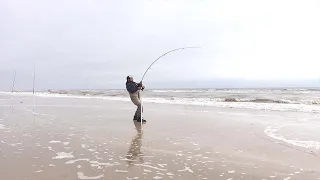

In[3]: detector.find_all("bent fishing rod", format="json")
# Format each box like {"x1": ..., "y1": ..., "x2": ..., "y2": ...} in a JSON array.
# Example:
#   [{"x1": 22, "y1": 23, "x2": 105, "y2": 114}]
[
  {"x1": 140, "y1": 47, "x2": 200, "y2": 82},
  {"x1": 139, "y1": 46, "x2": 200, "y2": 124}
]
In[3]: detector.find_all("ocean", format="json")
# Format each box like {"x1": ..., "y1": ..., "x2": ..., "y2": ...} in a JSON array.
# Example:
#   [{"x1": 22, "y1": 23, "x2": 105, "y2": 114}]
[{"x1": 9, "y1": 88, "x2": 320, "y2": 113}]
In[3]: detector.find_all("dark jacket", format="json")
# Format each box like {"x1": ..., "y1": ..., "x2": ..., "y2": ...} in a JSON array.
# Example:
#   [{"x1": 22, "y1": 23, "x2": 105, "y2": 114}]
[{"x1": 126, "y1": 81, "x2": 141, "y2": 93}]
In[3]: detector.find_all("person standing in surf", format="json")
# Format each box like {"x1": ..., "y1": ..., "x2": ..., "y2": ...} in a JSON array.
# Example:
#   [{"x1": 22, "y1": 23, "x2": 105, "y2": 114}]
[{"x1": 126, "y1": 76, "x2": 146, "y2": 122}]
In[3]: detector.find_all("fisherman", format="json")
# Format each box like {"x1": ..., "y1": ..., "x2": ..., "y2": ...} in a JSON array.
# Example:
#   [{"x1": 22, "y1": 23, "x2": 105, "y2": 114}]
[{"x1": 126, "y1": 76, "x2": 146, "y2": 122}]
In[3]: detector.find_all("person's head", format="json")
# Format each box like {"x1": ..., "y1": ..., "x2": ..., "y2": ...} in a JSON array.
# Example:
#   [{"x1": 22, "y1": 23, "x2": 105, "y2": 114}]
[{"x1": 126, "y1": 75, "x2": 133, "y2": 82}]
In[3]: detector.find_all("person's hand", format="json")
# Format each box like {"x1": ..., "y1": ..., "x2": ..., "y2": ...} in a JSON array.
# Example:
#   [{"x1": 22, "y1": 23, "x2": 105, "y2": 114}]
[{"x1": 141, "y1": 86, "x2": 145, "y2": 91}]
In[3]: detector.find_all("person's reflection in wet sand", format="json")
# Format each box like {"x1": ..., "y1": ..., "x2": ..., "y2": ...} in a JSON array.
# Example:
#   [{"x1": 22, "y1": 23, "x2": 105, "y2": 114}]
[{"x1": 126, "y1": 121, "x2": 144, "y2": 167}]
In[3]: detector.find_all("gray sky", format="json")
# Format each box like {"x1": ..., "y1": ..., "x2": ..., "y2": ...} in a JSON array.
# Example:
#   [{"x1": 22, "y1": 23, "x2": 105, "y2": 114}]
[{"x1": 1, "y1": 0, "x2": 319, "y2": 90}]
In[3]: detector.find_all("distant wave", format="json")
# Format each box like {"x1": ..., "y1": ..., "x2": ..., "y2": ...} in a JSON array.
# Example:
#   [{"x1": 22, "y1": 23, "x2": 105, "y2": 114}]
[
  {"x1": 285, "y1": 88, "x2": 320, "y2": 92},
  {"x1": 217, "y1": 98, "x2": 320, "y2": 105},
  {"x1": 151, "y1": 90, "x2": 205, "y2": 93},
  {"x1": 151, "y1": 88, "x2": 320, "y2": 93},
  {"x1": 2, "y1": 89, "x2": 319, "y2": 113},
  {"x1": 49, "y1": 90, "x2": 320, "y2": 105}
]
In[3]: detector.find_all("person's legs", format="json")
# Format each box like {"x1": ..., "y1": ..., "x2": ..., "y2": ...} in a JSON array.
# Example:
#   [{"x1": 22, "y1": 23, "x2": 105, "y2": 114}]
[
  {"x1": 131, "y1": 96, "x2": 141, "y2": 119},
  {"x1": 135, "y1": 104, "x2": 141, "y2": 118},
  {"x1": 135, "y1": 104, "x2": 146, "y2": 122},
  {"x1": 130, "y1": 96, "x2": 146, "y2": 122}
]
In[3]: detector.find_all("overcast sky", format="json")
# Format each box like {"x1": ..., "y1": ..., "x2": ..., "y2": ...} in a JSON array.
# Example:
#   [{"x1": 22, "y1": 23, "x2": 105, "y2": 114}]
[{"x1": 1, "y1": 0, "x2": 319, "y2": 90}]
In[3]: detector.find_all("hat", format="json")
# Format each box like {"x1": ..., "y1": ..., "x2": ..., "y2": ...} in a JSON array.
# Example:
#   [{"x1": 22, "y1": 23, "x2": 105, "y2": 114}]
[{"x1": 126, "y1": 75, "x2": 132, "y2": 80}]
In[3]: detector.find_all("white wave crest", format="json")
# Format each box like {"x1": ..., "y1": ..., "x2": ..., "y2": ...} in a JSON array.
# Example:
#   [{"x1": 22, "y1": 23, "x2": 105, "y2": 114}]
[{"x1": 264, "y1": 125, "x2": 320, "y2": 150}]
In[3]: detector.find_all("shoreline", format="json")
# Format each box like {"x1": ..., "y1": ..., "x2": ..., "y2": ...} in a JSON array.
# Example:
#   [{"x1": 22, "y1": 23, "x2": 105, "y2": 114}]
[{"x1": 1, "y1": 91, "x2": 319, "y2": 114}]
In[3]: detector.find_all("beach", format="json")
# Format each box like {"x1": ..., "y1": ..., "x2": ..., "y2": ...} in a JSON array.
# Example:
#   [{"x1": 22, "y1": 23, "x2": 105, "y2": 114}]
[{"x1": 0, "y1": 92, "x2": 320, "y2": 180}]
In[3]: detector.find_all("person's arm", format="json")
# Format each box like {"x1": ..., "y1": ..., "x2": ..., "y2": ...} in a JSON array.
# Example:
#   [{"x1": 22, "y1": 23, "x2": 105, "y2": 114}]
[
  {"x1": 136, "y1": 81, "x2": 143, "y2": 90},
  {"x1": 139, "y1": 82, "x2": 145, "y2": 91}
]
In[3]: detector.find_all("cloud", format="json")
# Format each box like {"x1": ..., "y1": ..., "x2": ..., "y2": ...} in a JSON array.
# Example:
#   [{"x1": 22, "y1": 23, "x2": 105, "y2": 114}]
[{"x1": 0, "y1": 0, "x2": 319, "y2": 90}]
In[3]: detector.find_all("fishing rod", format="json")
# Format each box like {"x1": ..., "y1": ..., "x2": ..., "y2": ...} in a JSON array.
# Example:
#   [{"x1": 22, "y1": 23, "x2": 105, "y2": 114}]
[
  {"x1": 141, "y1": 47, "x2": 200, "y2": 82},
  {"x1": 33, "y1": 64, "x2": 36, "y2": 114},
  {"x1": 33, "y1": 63, "x2": 36, "y2": 125},
  {"x1": 139, "y1": 46, "x2": 200, "y2": 124},
  {"x1": 12, "y1": 70, "x2": 16, "y2": 93},
  {"x1": 10, "y1": 70, "x2": 16, "y2": 108}
]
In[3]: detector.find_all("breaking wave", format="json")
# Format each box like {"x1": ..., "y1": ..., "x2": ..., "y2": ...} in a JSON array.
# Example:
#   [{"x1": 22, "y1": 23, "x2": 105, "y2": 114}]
[
  {"x1": 217, "y1": 98, "x2": 320, "y2": 105},
  {"x1": 2, "y1": 87, "x2": 319, "y2": 113}
]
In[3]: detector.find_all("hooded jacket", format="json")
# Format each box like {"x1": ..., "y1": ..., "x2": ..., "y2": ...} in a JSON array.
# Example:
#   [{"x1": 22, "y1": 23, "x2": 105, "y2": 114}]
[{"x1": 126, "y1": 81, "x2": 142, "y2": 96}]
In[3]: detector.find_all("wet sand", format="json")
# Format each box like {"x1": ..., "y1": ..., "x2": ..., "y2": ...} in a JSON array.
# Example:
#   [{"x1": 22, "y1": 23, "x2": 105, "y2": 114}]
[{"x1": 0, "y1": 93, "x2": 320, "y2": 180}]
